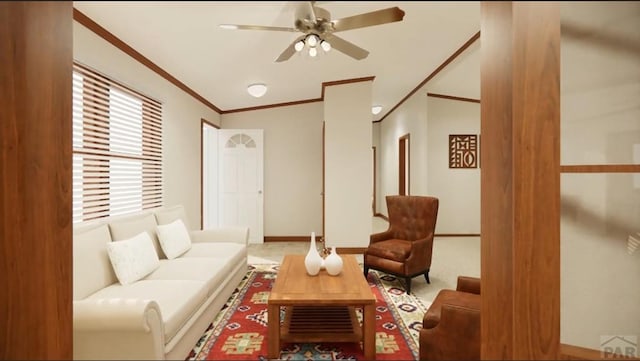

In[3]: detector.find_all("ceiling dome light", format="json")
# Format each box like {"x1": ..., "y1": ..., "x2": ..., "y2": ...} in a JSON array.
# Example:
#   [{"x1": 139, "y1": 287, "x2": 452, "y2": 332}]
[
  {"x1": 307, "y1": 34, "x2": 318, "y2": 47},
  {"x1": 309, "y1": 47, "x2": 318, "y2": 57},
  {"x1": 247, "y1": 83, "x2": 267, "y2": 98},
  {"x1": 320, "y1": 40, "x2": 331, "y2": 52},
  {"x1": 294, "y1": 40, "x2": 305, "y2": 52},
  {"x1": 371, "y1": 105, "x2": 383, "y2": 115}
]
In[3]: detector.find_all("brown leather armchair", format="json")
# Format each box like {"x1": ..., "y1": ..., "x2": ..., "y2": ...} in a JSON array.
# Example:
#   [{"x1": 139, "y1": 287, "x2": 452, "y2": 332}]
[
  {"x1": 364, "y1": 195, "x2": 439, "y2": 294},
  {"x1": 419, "y1": 276, "x2": 481, "y2": 361}
]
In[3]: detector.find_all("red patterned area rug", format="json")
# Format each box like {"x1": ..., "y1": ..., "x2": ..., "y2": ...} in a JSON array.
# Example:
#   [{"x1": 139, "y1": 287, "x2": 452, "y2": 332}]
[{"x1": 187, "y1": 264, "x2": 429, "y2": 361}]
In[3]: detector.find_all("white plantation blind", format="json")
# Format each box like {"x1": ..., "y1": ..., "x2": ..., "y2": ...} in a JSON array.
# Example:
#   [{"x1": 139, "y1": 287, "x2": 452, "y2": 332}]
[{"x1": 73, "y1": 62, "x2": 163, "y2": 223}]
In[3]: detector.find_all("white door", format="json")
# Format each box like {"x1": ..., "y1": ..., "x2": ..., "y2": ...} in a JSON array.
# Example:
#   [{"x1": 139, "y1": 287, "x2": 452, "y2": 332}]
[{"x1": 218, "y1": 129, "x2": 264, "y2": 244}]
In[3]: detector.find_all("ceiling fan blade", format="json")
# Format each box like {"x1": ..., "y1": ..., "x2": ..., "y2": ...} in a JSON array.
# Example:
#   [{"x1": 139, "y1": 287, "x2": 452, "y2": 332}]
[
  {"x1": 219, "y1": 24, "x2": 296, "y2": 32},
  {"x1": 331, "y1": 7, "x2": 405, "y2": 33},
  {"x1": 296, "y1": 1, "x2": 317, "y2": 23},
  {"x1": 326, "y1": 35, "x2": 369, "y2": 60},
  {"x1": 275, "y1": 35, "x2": 306, "y2": 62}
]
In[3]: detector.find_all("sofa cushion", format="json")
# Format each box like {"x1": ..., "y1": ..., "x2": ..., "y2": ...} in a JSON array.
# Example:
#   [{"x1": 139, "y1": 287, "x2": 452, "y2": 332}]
[
  {"x1": 181, "y1": 242, "x2": 247, "y2": 267},
  {"x1": 73, "y1": 223, "x2": 117, "y2": 300},
  {"x1": 86, "y1": 279, "x2": 207, "y2": 343},
  {"x1": 109, "y1": 212, "x2": 165, "y2": 259},
  {"x1": 156, "y1": 219, "x2": 192, "y2": 259},
  {"x1": 144, "y1": 258, "x2": 228, "y2": 297},
  {"x1": 107, "y1": 232, "x2": 160, "y2": 285}
]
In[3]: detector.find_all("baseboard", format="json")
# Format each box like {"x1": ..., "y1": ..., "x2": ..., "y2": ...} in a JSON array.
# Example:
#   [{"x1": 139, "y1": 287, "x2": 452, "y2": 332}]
[
  {"x1": 435, "y1": 233, "x2": 480, "y2": 237},
  {"x1": 264, "y1": 236, "x2": 321, "y2": 242},
  {"x1": 335, "y1": 247, "x2": 367, "y2": 254}
]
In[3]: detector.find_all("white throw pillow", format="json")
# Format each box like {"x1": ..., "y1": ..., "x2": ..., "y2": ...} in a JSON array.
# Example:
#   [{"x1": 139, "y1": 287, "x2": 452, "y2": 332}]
[
  {"x1": 156, "y1": 219, "x2": 192, "y2": 259},
  {"x1": 106, "y1": 231, "x2": 160, "y2": 285}
]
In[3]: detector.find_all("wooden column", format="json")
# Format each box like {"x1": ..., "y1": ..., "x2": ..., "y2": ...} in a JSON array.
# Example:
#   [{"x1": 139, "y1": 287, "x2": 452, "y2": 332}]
[
  {"x1": 0, "y1": 2, "x2": 73, "y2": 359},
  {"x1": 480, "y1": 2, "x2": 560, "y2": 359}
]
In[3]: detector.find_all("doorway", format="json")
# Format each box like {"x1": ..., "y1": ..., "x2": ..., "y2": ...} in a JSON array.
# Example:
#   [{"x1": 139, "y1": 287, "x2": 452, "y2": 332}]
[
  {"x1": 201, "y1": 119, "x2": 219, "y2": 229},
  {"x1": 399, "y1": 133, "x2": 410, "y2": 195},
  {"x1": 217, "y1": 129, "x2": 264, "y2": 244}
]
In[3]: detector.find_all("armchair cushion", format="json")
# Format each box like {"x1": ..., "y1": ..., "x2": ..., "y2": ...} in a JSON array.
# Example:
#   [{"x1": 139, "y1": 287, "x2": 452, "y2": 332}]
[{"x1": 365, "y1": 239, "x2": 412, "y2": 261}]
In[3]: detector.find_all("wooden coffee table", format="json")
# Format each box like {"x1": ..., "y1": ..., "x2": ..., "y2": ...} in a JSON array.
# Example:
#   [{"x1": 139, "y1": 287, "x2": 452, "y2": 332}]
[{"x1": 267, "y1": 254, "x2": 377, "y2": 360}]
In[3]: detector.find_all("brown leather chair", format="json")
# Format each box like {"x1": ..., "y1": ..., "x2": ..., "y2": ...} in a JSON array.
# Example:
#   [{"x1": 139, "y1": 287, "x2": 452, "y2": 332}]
[
  {"x1": 419, "y1": 276, "x2": 480, "y2": 361},
  {"x1": 364, "y1": 195, "x2": 439, "y2": 294}
]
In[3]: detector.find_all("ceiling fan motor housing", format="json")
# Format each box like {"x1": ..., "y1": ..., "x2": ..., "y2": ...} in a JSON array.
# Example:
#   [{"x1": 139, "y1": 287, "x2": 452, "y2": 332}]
[{"x1": 295, "y1": 6, "x2": 334, "y2": 36}]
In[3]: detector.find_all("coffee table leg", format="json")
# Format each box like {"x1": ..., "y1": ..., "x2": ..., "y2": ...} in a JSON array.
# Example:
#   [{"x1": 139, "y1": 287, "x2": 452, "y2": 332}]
[
  {"x1": 267, "y1": 304, "x2": 280, "y2": 359},
  {"x1": 363, "y1": 304, "x2": 376, "y2": 360}
]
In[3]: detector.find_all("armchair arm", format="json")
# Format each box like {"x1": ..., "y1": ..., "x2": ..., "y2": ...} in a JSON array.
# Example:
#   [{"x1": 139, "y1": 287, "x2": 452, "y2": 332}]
[
  {"x1": 370, "y1": 229, "x2": 394, "y2": 244},
  {"x1": 73, "y1": 299, "x2": 165, "y2": 360},
  {"x1": 419, "y1": 303, "x2": 481, "y2": 361},
  {"x1": 190, "y1": 226, "x2": 249, "y2": 245},
  {"x1": 456, "y1": 276, "x2": 481, "y2": 295}
]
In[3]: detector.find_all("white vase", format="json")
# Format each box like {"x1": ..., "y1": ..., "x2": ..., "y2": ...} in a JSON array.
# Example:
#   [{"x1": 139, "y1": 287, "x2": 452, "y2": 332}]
[
  {"x1": 304, "y1": 232, "x2": 323, "y2": 276},
  {"x1": 324, "y1": 247, "x2": 343, "y2": 276}
]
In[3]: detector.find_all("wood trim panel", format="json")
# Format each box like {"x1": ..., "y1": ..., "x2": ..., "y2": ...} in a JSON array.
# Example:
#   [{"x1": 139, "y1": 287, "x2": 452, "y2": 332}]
[
  {"x1": 320, "y1": 76, "x2": 376, "y2": 98},
  {"x1": 73, "y1": 8, "x2": 223, "y2": 113},
  {"x1": 561, "y1": 164, "x2": 640, "y2": 173},
  {"x1": 427, "y1": 92, "x2": 481, "y2": 103},
  {"x1": 1, "y1": 2, "x2": 73, "y2": 358},
  {"x1": 480, "y1": 2, "x2": 560, "y2": 359},
  {"x1": 560, "y1": 343, "x2": 640, "y2": 360},
  {"x1": 221, "y1": 97, "x2": 322, "y2": 114},
  {"x1": 336, "y1": 247, "x2": 367, "y2": 254},
  {"x1": 379, "y1": 31, "x2": 480, "y2": 122}
]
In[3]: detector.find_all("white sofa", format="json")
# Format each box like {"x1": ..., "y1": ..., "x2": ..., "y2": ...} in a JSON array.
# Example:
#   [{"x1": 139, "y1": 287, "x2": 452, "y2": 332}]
[{"x1": 72, "y1": 205, "x2": 249, "y2": 360}]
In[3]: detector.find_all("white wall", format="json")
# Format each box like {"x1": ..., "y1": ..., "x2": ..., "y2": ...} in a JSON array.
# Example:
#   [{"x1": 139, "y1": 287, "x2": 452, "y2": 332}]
[
  {"x1": 378, "y1": 89, "x2": 429, "y2": 216},
  {"x1": 73, "y1": 21, "x2": 220, "y2": 229},
  {"x1": 324, "y1": 81, "x2": 373, "y2": 248},
  {"x1": 221, "y1": 102, "x2": 323, "y2": 237},
  {"x1": 427, "y1": 97, "x2": 480, "y2": 233},
  {"x1": 560, "y1": 3, "x2": 640, "y2": 349}
]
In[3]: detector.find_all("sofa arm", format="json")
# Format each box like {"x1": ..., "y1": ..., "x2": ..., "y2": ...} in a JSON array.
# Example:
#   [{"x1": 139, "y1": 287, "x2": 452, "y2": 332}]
[
  {"x1": 190, "y1": 226, "x2": 249, "y2": 245},
  {"x1": 73, "y1": 299, "x2": 165, "y2": 360},
  {"x1": 456, "y1": 276, "x2": 481, "y2": 295}
]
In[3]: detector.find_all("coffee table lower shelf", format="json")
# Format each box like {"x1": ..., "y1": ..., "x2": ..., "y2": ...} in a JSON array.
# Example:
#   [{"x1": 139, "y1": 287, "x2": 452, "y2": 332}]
[{"x1": 281, "y1": 305, "x2": 362, "y2": 343}]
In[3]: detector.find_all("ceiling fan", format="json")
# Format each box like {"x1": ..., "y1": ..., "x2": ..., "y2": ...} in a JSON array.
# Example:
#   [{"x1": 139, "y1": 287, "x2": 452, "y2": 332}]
[{"x1": 219, "y1": 2, "x2": 405, "y2": 62}]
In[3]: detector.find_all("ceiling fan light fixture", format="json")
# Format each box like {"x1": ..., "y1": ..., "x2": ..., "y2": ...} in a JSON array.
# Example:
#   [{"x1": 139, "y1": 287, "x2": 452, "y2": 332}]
[
  {"x1": 247, "y1": 83, "x2": 267, "y2": 98},
  {"x1": 372, "y1": 105, "x2": 383, "y2": 115},
  {"x1": 320, "y1": 40, "x2": 331, "y2": 52},
  {"x1": 309, "y1": 47, "x2": 318, "y2": 57},
  {"x1": 307, "y1": 34, "x2": 318, "y2": 47},
  {"x1": 294, "y1": 40, "x2": 305, "y2": 52}
]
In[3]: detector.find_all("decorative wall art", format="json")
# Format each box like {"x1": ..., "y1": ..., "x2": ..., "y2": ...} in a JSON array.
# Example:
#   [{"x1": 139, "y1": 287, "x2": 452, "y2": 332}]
[{"x1": 449, "y1": 134, "x2": 478, "y2": 168}]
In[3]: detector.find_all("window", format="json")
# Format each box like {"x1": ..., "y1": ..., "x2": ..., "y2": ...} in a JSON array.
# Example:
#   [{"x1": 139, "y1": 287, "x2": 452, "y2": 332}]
[{"x1": 72, "y1": 62, "x2": 163, "y2": 223}]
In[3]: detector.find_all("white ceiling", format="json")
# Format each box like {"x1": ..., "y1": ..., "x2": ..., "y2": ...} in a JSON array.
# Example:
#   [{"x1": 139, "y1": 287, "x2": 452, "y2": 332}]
[{"x1": 73, "y1": 1, "x2": 481, "y2": 120}]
